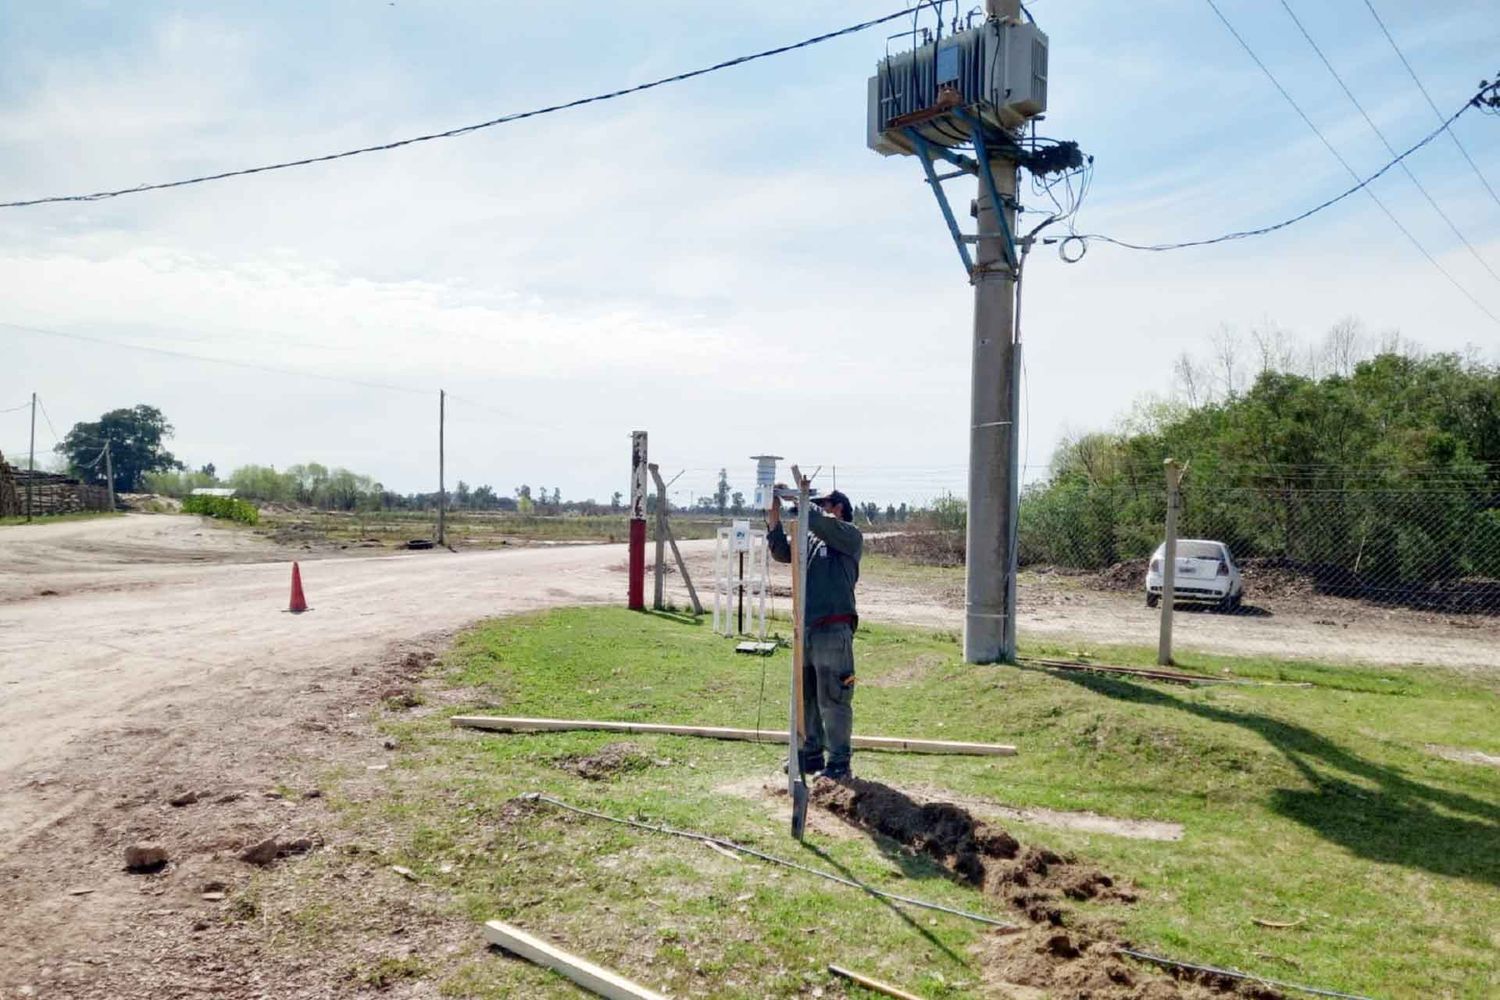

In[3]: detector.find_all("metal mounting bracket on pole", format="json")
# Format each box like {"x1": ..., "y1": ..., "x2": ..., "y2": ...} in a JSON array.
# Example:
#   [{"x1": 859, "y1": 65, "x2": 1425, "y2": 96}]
[
  {"x1": 908, "y1": 129, "x2": 975, "y2": 274},
  {"x1": 954, "y1": 109, "x2": 1019, "y2": 273}
]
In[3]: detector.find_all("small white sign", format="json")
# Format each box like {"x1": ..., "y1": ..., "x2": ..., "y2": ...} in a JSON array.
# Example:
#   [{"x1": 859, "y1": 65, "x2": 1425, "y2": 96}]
[{"x1": 731, "y1": 519, "x2": 752, "y2": 553}]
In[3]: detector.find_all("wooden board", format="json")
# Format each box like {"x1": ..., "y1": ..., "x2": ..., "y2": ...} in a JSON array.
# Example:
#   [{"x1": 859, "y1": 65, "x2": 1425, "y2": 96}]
[
  {"x1": 483, "y1": 920, "x2": 667, "y2": 1000},
  {"x1": 450, "y1": 715, "x2": 1017, "y2": 756}
]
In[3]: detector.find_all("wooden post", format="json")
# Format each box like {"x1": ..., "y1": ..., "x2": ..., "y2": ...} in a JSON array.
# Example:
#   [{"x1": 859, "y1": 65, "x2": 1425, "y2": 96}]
[
  {"x1": 1157, "y1": 458, "x2": 1182, "y2": 666},
  {"x1": 649, "y1": 464, "x2": 702, "y2": 614},
  {"x1": 103, "y1": 441, "x2": 116, "y2": 510},
  {"x1": 483, "y1": 920, "x2": 667, "y2": 1000},
  {"x1": 26, "y1": 392, "x2": 36, "y2": 523},
  {"x1": 787, "y1": 465, "x2": 811, "y2": 840},
  {"x1": 650, "y1": 463, "x2": 667, "y2": 610},
  {"x1": 437, "y1": 389, "x2": 447, "y2": 545},
  {"x1": 662, "y1": 520, "x2": 703, "y2": 615}
]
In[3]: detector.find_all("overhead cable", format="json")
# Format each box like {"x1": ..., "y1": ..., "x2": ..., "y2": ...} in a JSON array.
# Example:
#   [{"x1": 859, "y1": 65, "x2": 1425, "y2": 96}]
[
  {"x1": 1, "y1": 321, "x2": 431, "y2": 396},
  {"x1": 0, "y1": 9, "x2": 916, "y2": 210},
  {"x1": 35, "y1": 395, "x2": 60, "y2": 442},
  {"x1": 1193, "y1": 0, "x2": 1498, "y2": 326},
  {"x1": 1276, "y1": 0, "x2": 1500, "y2": 284},
  {"x1": 1077, "y1": 88, "x2": 1485, "y2": 253},
  {"x1": 1361, "y1": 0, "x2": 1500, "y2": 212}
]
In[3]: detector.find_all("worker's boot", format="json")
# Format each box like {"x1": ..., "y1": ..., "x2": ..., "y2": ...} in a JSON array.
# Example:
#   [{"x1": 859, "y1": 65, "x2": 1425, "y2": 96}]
[{"x1": 783, "y1": 751, "x2": 825, "y2": 776}]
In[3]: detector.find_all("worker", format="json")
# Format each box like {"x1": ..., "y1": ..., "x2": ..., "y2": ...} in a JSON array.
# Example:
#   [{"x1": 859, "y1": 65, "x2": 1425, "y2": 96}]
[{"x1": 768, "y1": 485, "x2": 862, "y2": 781}]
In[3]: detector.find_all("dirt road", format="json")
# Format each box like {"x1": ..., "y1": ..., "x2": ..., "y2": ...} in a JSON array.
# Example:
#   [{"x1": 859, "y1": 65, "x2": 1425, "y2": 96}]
[{"x1": 0, "y1": 515, "x2": 640, "y2": 853}]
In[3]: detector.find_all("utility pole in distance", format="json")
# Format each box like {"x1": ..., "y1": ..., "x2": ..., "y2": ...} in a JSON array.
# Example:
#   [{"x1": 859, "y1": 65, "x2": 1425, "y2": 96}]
[
  {"x1": 26, "y1": 392, "x2": 36, "y2": 523},
  {"x1": 437, "y1": 389, "x2": 446, "y2": 546},
  {"x1": 103, "y1": 440, "x2": 116, "y2": 511}
]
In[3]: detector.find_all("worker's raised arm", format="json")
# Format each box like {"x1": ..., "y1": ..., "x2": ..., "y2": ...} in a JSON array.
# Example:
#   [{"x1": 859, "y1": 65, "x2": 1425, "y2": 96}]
[
  {"x1": 767, "y1": 522, "x2": 791, "y2": 563},
  {"x1": 807, "y1": 506, "x2": 863, "y2": 559}
]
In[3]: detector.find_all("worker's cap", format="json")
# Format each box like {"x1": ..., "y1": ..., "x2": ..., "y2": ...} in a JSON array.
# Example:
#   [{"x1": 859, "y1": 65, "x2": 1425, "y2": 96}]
[{"x1": 811, "y1": 489, "x2": 854, "y2": 522}]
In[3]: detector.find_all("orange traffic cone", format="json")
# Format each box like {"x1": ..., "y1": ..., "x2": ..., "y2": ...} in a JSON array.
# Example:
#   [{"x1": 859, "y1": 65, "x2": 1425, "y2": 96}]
[{"x1": 288, "y1": 562, "x2": 309, "y2": 613}]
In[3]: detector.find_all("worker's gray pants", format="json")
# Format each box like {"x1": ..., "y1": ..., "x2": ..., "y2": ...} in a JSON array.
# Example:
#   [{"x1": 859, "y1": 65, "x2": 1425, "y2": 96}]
[{"x1": 800, "y1": 623, "x2": 855, "y2": 771}]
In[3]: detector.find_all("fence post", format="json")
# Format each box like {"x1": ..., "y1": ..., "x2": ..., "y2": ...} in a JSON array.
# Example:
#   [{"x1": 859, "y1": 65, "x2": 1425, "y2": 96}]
[
  {"x1": 1157, "y1": 458, "x2": 1182, "y2": 666},
  {"x1": 650, "y1": 463, "x2": 666, "y2": 610},
  {"x1": 627, "y1": 431, "x2": 648, "y2": 610}
]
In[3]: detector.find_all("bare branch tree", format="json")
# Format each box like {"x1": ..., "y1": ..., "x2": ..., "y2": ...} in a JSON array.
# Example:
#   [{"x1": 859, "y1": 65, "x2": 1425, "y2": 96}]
[{"x1": 1210, "y1": 324, "x2": 1242, "y2": 398}]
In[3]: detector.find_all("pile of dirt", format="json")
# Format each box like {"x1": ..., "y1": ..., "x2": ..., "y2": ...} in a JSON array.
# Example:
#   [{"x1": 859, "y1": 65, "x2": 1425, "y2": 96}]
[
  {"x1": 865, "y1": 531, "x2": 966, "y2": 567},
  {"x1": 811, "y1": 779, "x2": 1281, "y2": 1000},
  {"x1": 119, "y1": 492, "x2": 182, "y2": 513},
  {"x1": 555, "y1": 741, "x2": 659, "y2": 781},
  {"x1": 811, "y1": 779, "x2": 1131, "y2": 921},
  {"x1": 1091, "y1": 559, "x2": 1148, "y2": 592}
]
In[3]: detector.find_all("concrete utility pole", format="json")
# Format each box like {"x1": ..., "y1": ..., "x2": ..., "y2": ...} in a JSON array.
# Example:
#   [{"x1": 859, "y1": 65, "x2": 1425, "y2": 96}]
[
  {"x1": 964, "y1": 0, "x2": 1023, "y2": 665},
  {"x1": 26, "y1": 392, "x2": 36, "y2": 523},
  {"x1": 1157, "y1": 458, "x2": 1183, "y2": 666},
  {"x1": 437, "y1": 389, "x2": 446, "y2": 545}
]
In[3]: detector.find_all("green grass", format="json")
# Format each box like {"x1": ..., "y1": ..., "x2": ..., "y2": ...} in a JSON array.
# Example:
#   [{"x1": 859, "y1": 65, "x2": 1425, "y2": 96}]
[
  {"x1": 0, "y1": 510, "x2": 121, "y2": 527},
  {"x1": 311, "y1": 609, "x2": 1496, "y2": 998}
]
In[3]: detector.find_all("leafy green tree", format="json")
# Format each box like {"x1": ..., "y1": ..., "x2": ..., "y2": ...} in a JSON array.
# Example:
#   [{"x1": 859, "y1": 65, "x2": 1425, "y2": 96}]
[
  {"x1": 56, "y1": 405, "x2": 180, "y2": 493},
  {"x1": 715, "y1": 469, "x2": 731, "y2": 517}
]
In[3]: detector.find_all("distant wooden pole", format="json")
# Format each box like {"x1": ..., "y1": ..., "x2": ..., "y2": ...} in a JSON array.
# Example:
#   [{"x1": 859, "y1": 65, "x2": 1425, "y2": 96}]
[
  {"x1": 1157, "y1": 458, "x2": 1182, "y2": 666},
  {"x1": 103, "y1": 441, "x2": 116, "y2": 510},
  {"x1": 26, "y1": 392, "x2": 35, "y2": 523},
  {"x1": 437, "y1": 389, "x2": 446, "y2": 545}
]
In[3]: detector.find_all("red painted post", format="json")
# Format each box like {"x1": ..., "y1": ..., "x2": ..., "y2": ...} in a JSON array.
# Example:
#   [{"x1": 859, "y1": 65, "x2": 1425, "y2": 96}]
[{"x1": 628, "y1": 431, "x2": 648, "y2": 609}]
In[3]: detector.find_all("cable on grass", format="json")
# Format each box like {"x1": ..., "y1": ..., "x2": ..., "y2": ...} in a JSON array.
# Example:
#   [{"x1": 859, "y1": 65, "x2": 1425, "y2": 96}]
[{"x1": 517, "y1": 792, "x2": 1017, "y2": 929}]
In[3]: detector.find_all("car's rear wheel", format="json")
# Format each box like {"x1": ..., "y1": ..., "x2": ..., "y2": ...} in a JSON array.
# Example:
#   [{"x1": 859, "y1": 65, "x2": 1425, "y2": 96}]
[{"x1": 1146, "y1": 592, "x2": 1160, "y2": 608}]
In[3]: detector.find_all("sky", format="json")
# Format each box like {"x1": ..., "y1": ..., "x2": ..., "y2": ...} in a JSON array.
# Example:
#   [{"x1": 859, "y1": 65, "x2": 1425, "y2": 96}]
[{"x1": 2, "y1": 0, "x2": 1498, "y2": 507}]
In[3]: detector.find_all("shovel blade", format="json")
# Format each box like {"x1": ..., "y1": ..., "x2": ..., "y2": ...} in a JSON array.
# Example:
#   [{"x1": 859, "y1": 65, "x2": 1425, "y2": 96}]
[{"x1": 790, "y1": 778, "x2": 809, "y2": 840}]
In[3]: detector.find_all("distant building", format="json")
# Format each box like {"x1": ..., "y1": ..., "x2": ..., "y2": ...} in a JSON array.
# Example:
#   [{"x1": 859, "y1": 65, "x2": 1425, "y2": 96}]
[{"x1": 190, "y1": 487, "x2": 238, "y2": 498}]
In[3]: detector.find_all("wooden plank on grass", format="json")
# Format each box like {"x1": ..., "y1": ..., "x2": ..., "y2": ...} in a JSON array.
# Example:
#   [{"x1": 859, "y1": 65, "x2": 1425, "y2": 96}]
[
  {"x1": 483, "y1": 920, "x2": 667, "y2": 1000},
  {"x1": 450, "y1": 715, "x2": 1016, "y2": 756}
]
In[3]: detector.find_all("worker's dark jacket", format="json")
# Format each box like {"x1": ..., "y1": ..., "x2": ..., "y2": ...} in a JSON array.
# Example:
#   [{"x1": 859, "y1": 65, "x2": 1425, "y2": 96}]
[{"x1": 768, "y1": 507, "x2": 862, "y2": 629}]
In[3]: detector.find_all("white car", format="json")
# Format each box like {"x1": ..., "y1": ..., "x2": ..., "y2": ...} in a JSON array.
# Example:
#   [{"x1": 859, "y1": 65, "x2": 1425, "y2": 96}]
[{"x1": 1145, "y1": 539, "x2": 1243, "y2": 611}]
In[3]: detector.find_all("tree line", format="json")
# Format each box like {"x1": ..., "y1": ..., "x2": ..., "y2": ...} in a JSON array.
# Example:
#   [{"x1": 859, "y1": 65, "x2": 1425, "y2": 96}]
[{"x1": 1019, "y1": 323, "x2": 1500, "y2": 586}]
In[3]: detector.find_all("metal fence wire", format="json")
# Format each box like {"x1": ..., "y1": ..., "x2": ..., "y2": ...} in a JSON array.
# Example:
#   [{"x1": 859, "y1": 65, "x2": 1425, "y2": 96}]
[{"x1": 1016, "y1": 470, "x2": 1500, "y2": 619}]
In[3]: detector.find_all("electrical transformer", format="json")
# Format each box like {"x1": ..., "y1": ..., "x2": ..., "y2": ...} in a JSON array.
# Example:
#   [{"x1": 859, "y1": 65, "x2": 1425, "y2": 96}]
[{"x1": 867, "y1": 18, "x2": 1048, "y2": 157}]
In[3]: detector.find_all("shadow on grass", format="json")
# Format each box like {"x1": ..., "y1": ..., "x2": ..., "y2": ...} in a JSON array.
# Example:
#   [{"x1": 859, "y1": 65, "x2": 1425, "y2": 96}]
[
  {"x1": 1058, "y1": 673, "x2": 1500, "y2": 887},
  {"x1": 638, "y1": 608, "x2": 704, "y2": 627},
  {"x1": 797, "y1": 841, "x2": 967, "y2": 967}
]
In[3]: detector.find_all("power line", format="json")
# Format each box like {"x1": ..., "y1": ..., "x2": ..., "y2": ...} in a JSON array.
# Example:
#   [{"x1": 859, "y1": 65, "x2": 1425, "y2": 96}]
[
  {"x1": 0, "y1": 402, "x2": 30, "y2": 414},
  {"x1": 1197, "y1": 0, "x2": 1499, "y2": 327},
  {"x1": 35, "y1": 395, "x2": 60, "y2": 443},
  {"x1": 1, "y1": 321, "x2": 432, "y2": 396},
  {"x1": 0, "y1": 9, "x2": 916, "y2": 210},
  {"x1": 1076, "y1": 88, "x2": 1481, "y2": 251},
  {"x1": 1361, "y1": 0, "x2": 1500, "y2": 212},
  {"x1": 1276, "y1": 0, "x2": 1500, "y2": 284}
]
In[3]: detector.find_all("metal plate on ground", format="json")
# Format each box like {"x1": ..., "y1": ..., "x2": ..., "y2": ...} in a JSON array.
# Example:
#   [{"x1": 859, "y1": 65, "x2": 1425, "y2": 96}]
[{"x1": 734, "y1": 641, "x2": 778, "y2": 655}]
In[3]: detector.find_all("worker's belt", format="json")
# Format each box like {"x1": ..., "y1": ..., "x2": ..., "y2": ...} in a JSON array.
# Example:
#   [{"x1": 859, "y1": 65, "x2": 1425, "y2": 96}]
[{"x1": 810, "y1": 613, "x2": 858, "y2": 630}]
